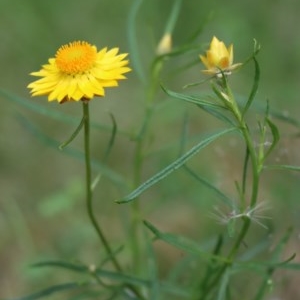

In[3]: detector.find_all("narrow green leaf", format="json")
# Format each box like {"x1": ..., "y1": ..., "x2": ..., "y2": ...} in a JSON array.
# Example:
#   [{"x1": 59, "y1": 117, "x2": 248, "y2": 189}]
[
  {"x1": 95, "y1": 269, "x2": 191, "y2": 298},
  {"x1": 59, "y1": 115, "x2": 85, "y2": 150},
  {"x1": 237, "y1": 228, "x2": 294, "y2": 300},
  {"x1": 202, "y1": 105, "x2": 235, "y2": 126},
  {"x1": 164, "y1": 84, "x2": 235, "y2": 125},
  {"x1": 143, "y1": 229, "x2": 161, "y2": 300},
  {"x1": 240, "y1": 39, "x2": 261, "y2": 67},
  {"x1": 31, "y1": 260, "x2": 190, "y2": 297},
  {"x1": 277, "y1": 263, "x2": 300, "y2": 270},
  {"x1": 236, "y1": 94, "x2": 300, "y2": 128},
  {"x1": 242, "y1": 55, "x2": 260, "y2": 117},
  {"x1": 264, "y1": 164, "x2": 300, "y2": 172},
  {"x1": 163, "y1": 0, "x2": 182, "y2": 35},
  {"x1": 183, "y1": 166, "x2": 235, "y2": 209},
  {"x1": 185, "y1": 11, "x2": 213, "y2": 44},
  {"x1": 270, "y1": 226, "x2": 293, "y2": 262},
  {"x1": 267, "y1": 108, "x2": 300, "y2": 128},
  {"x1": 217, "y1": 269, "x2": 230, "y2": 300},
  {"x1": 16, "y1": 114, "x2": 128, "y2": 190},
  {"x1": 264, "y1": 117, "x2": 280, "y2": 158},
  {"x1": 102, "y1": 113, "x2": 117, "y2": 162},
  {"x1": 241, "y1": 147, "x2": 250, "y2": 198},
  {"x1": 198, "y1": 235, "x2": 224, "y2": 295},
  {"x1": 236, "y1": 228, "x2": 295, "y2": 271},
  {"x1": 144, "y1": 220, "x2": 230, "y2": 263},
  {"x1": 117, "y1": 127, "x2": 236, "y2": 203},
  {"x1": 254, "y1": 275, "x2": 273, "y2": 300},
  {"x1": 11, "y1": 282, "x2": 88, "y2": 300},
  {"x1": 235, "y1": 253, "x2": 296, "y2": 273},
  {"x1": 238, "y1": 236, "x2": 270, "y2": 261},
  {"x1": 178, "y1": 111, "x2": 189, "y2": 156},
  {"x1": 183, "y1": 78, "x2": 211, "y2": 89},
  {"x1": 162, "y1": 85, "x2": 224, "y2": 109},
  {"x1": 167, "y1": 254, "x2": 197, "y2": 285},
  {"x1": 127, "y1": 0, "x2": 146, "y2": 84},
  {"x1": 211, "y1": 84, "x2": 232, "y2": 109},
  {"x1": 0, "y1": 88, "x2": 130, "y2": 135},
  {"x1": 31, "y1": 260, "x2": 88, "y2": 273}
]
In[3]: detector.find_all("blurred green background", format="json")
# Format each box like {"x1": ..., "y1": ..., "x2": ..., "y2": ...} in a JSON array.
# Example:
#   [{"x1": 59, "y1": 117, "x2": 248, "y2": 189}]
[{"x1": 1, "y1": 0, "x2": 300, "y2": 299}]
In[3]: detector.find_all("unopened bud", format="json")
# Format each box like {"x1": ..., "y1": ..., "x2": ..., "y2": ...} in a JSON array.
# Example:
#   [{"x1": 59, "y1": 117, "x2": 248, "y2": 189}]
[{"x1": 156, "y1": 33, "x2": 172, "y2": 55}]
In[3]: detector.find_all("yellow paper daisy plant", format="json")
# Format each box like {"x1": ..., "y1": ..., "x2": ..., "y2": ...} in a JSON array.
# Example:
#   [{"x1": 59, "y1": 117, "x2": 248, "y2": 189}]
[{"x1": 27, "y1": 41, "x2": 144, "y2": 298}]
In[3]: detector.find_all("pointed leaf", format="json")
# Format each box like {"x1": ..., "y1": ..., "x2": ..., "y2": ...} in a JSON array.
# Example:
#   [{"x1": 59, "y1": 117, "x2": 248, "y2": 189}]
[
  {"x1": 127, "y1": 0, "x2": 146, "y2": 84},
  {"x1": 264, "y1": 117, "x2": 280, "y2": 158},
  {"x1": 31, "y1": 260, "x2": 88, "y2": 273},
  {"x1": 143, "y1": 229, "x2": 161, "y2": 300},
  {"x1": 144, "y1": 220, "x2": 230, "y2": 263},
  {"x1": 31, "y1": 260, "x2": 190, "y2": 297},
  {"x1": 163, "y1": 0, "x2": 182, "y2": 34},
  {"x1": 217, "y1": 269, "x2": 230, "y2": 300},
  {"x1": 0, "y1": 88, "x2": 130, "y2": 135},
  {"x1": 278, "y1": 262, "x2": 300, "y2": 270},
  {"x1": 183, "y1": 166, "x2": 235, "y2": 209},
  {"x1": 264, "y1": 164, "x2": 300, "y2": 172},
  {"x1": 236, "y1": 95, "x2": 300, "y2": 128},
  {"x1": 162, "y1": 85, "x2": 224, "y2": 109},
  {"x1": 242, "y1": 55, "x2": 260, "y2": 116},
  {"x1": 16, "y1": 114, "x2": 128, "y2": 190},
  {"x1": 59, "y1": 115, "x2": 85, "y2": 150},
  {"x1": 117, "y1": 127, "x2": 236, "y2": 203},
  {"x1": 162, "y1": 85, "x2": 235, "y2": 125},
  {"x1": 102, "y1": 112, "x2": 117, "y2": 162},
  {"x1": 11, "y1": 282, "x2": 88, "y2": 300}
]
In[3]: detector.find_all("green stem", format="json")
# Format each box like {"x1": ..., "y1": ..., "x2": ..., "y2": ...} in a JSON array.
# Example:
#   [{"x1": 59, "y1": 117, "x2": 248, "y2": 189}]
[
  {"x1": 200, "y1": 93, "x2": 260, "y2": 299},
  {"x1": 129, "y1": 58, "x2": 163, "y2": 272},
  {"x1": 130, "y1": 103, "x2": 153, "y2": 272},
  {"x1": 83, "y1": 102, "x2": 145, "y2": 299},
  {"x1": 241, "y1": 126, "x2": 260, "y2": 208},
  {"x1": 241, "y1": 147, "x2": 249, "y2": 209},
  {"x1": 226, "y1": 93, "x2": 260, "y2": 208},
  {"x1": 83, "y1": 102, "x2": 122, "y2": 272}
]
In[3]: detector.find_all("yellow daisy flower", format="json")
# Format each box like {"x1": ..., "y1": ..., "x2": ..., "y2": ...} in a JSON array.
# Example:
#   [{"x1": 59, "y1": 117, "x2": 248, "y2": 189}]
[
  {"x1": 200, "y1": 36, "x2": 241, "y2": 76},
  {"x1": 28, "y1": 41, "x2": 131, "y2": 103}
]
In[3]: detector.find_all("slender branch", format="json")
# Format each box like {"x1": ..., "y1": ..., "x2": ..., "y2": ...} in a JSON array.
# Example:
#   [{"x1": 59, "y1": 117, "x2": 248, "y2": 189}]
[
  {"x1": 83, "y1": 102, "x2": 122, "y2": 272},
  {"x1": 82, "y1": 102, "x2": 145, "y2": 299},
  {"x1": 129, "y1": 57, "x2": 164, "y2": 272},
  {"x1": 200, "y1": 86, "x2": 261, "y2": 299}
]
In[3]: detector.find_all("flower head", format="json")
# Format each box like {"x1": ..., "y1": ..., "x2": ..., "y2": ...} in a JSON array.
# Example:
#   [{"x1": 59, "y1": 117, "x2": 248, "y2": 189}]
[
  {"x1": 28, "y1": 41, "x2": 131, "y2": 103},
  {"x1": 200, "y1": 36, "x2": 241, "y2": 76}
]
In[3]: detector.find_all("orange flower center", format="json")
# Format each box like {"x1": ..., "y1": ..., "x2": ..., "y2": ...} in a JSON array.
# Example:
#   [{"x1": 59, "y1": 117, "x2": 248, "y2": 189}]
[{"x1": 55, "y1": 41, "x2": 97, "y2": 74}]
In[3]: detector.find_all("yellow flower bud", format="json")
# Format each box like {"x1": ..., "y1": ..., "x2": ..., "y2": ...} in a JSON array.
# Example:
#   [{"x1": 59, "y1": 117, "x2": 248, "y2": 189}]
[{"x1": 200, "y1": 36, "x2": 241, "y2": 76}]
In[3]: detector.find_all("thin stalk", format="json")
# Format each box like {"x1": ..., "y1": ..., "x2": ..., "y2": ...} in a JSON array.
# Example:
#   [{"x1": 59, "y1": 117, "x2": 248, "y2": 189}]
[
  {"x1": 130, "y1": 129, "x2": 143, "y2": 272},
  {"x1": 131, "y1": 102, "x2": 154, "y2": 272},
  {"x1": 240, "y1": 123, "x2": 260, "y2": 208},
  {"x1": 199, "y1": 218, "x2": 251, "y2": 299},
  {"x1": 200, "y1": 95, "x2": 260, "y2": 299},
  {"x1": 129, "y1": 58, "x2": 164, "y2": 272},
  {"x1": 83, "y1": 103, "x2": 145, "y2": 300},
  {"x1": 242, "y1": 147, "x2": 249, "y2": 197},
  {"x1": 83, "y1": 102, "x2": 122, "y2": 272}
]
